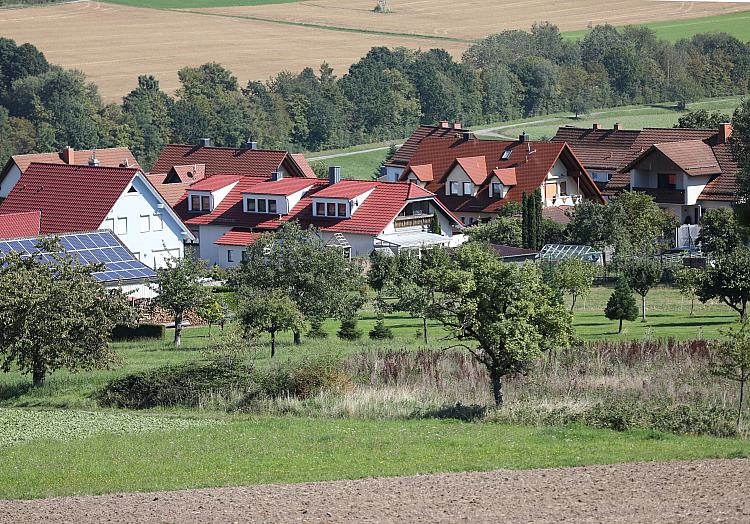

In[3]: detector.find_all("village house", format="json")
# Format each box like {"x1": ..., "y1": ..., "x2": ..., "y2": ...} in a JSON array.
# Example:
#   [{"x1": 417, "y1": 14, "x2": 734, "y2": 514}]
[
  {"x1": 173, "y1": 166, "x2": 462, "y2": 268},
  {"x1": 0, "y1": 162, "x2": 194, "y2": 269},
  {"x1": 552, "y1": 123, "x2": 738, "y2": 244},
  {"x1": 0, "y1": 147, "x2": 140, "y2": 203},
  {"x1": 380, "y1": 121, "x2": 469, "y2": 182},
  {"x1": 397, "y1": 131, "x2": 604, "y2": 226}
]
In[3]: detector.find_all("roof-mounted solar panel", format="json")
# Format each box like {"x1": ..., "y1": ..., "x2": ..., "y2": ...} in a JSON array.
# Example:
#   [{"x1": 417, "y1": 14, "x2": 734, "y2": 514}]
[{"x1": 0, "y1": 230, "x2": 156, "y2": 285}]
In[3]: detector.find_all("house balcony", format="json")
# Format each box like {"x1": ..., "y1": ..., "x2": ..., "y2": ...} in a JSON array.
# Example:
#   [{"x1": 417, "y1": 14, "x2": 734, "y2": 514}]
[
  {"x1": 394, "y1": 214, "x2": 435, "y2": 229},
  {"x1": 545, "y1": 194, "x2": 582, "y2": 207},
  {"x1": 632, "y1": 187, "x2": 685, "y2": 205}
]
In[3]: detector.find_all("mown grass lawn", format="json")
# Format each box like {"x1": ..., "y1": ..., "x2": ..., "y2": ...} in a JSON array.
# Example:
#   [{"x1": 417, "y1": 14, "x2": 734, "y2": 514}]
[
  {"x1": 565, "y1": 10, "x2": 750, "y2": 42},
  {"x1": 102, "y1": 0, "x2": 300, "y2": 8},
  {"x1": 1, "y1": 413, "x2": 749, "y2": 500}
]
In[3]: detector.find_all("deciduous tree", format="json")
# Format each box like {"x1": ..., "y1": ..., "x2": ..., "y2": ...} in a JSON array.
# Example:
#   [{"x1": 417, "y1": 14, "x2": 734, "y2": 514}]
[
  {"x1": 237, "y1": 290, "x2": 303, "y2": 357},
  {"x1": 0, "y1": 239, "x2": 128, "y2": 387},
  {"x1": 711, "y1": 322, "x2": 750, "y2": 426},
  {"x1": 429, "y1": 243, "x2": 572, "y2": 406},
  {"x1": 155, "y1": 256, "x2": 208, "y2": 347},
  {"x1": 551, "y1": 257, "x2": 597, "y2": 312},
  {"x1": 697, "y1": 246, "x2": 750, "y2": 321},
  {"x1": 622, "y1": 257, "x2": 662, "y2": 322}
]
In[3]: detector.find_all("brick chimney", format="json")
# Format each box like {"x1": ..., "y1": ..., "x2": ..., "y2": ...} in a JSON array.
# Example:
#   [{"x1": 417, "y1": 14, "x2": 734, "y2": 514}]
[
  {"x1": 592, "y1": 123, "x2": 602, "y2": 130},
  {"x1": 719, "y1": 123, "x2": 733, "y2": 144},
  {"x1": 452, "y1": 122, "x2": 463, "y2": 130},
  {"x1": 439, "y1": 120, "x2": 449, "y2": 128},
  {"x1": 61, "y1": 147, "x2": 75, "y2": 165},
  {"x1": 614, "y1": 122, "x2": 623, "y2": 131}
]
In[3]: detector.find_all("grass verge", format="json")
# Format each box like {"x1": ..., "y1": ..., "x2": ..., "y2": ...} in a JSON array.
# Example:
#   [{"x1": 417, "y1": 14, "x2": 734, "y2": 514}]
[{"x1": 2, "y1": 415, "x2": 749, "y2": 500}]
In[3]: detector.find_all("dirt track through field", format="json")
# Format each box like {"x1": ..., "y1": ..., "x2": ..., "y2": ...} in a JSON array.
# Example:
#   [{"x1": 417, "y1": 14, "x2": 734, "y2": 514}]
[{"x1": 3, "y1": 459, "x2": 750, "y2": 522}]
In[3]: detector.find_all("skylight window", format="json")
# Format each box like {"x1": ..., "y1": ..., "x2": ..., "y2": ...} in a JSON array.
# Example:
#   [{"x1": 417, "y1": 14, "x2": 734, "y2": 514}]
[{"x1": 501, "y1": 149, "x2": 512, "y2": 161}]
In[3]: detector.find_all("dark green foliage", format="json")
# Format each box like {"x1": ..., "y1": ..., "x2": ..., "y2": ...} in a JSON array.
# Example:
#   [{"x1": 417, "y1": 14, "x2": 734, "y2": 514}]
[
  {"x1": 338, "y1": 317, "x2": 363, "y2": 341},
  {"x1": 521, "y1": 190, "x2": 543, "y2": 249},
  {"x1": 369, "y1": 315, "x2": 394, "y2": 340},
  {"x1": 95, "y1": 360, "x2": 254, "y2": 410},
  {"x1": 111, "y1": 324, "x2": 165, "y2": 342},
  {"x1": 676, "y1": 109, "x2": 731, "y2": 129},
  {"x1": 605, "y1": 279, "x2": 639, "y2": 333},
  {"x1": 467, "y1": 216, "x2": 521, "y2": 246},
  {"x1": 699, "y1": 208, "x2": 746, "y2": 254},
  {"x1": 621, "y1": 257, "x2": 662, "y2": 321},
  {"x1": 698, "y1": 246, "x2": 750, "y2": 321},
  {"x1": 307, "y1": 318, "x2": 328, "y2": 339}
]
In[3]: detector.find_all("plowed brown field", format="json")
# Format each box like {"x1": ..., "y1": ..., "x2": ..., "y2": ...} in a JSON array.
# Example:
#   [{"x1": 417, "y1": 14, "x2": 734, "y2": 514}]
[{"x1": 0, "y1": 0, "x2": 747, "y2": 102}]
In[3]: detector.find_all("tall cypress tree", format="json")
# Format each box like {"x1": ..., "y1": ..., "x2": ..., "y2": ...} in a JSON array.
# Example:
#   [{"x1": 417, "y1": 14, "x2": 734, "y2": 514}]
[
  {"x1": 534, "y1": 188, "x2": 543, "y2": 250},
  {"x1": 521, "y1": 192, "x2": 530, "y2": 248}
]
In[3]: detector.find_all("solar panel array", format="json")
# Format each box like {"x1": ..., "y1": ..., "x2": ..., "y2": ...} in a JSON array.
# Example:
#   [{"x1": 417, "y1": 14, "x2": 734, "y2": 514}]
[{"x1": 0, "y1": 230, "x2": 156, "y2": 284}]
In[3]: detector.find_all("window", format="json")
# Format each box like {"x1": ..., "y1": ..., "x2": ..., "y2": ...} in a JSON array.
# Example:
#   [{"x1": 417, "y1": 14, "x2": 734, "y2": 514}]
[
  {"x1": 449, "y1": 181, "x2": 459, "y2": 195},
  {"x1": 115, "y1": 217, "x2": 128, "y2": 235},
  {"x1": 316, "y1": 202, "x2": 325, "y2": 216},
  {"x1": 258, "y1": 199, "x2": 267, "y2": 213},
  {"x1": 492, "y1": 183, "x2": 502, "y2": 197},
  {"x1": 559, "y1": 181, "x2": 567, "y2": 195},
  {"x1": 132, "y1": 252, "x2": 141, "y2": 261},
  {"x1": 227, "y1": 250, "x2": 235, "y2": 263},
  {"x1": 268, "y1": 199, "x2": 277, "y2": 213},
  {"x1": 337, "y1": 203, "x2": 347, "y2": 217},
  {"x1": 103, "y1": 218, "x2": 115, "y2": 232},
  {"x1": 201, "y1": 195, "x2": 210, "y2": 211},
  {"x1": 501, "y1": 149, "x2": 512, "y2": 160},
  {"x1": 327, "y1": 203, "x2": 336, "y2": 216},
  {"x1": 190, "y1": 195, "x2": 200, "y2": 211},
  {"x1": 462, "y1": 182, "x2": 472, "y2": 195},
  {"x1": 152, "y1": 214, "x2": 164, "y2": 232},
  {"x1": 140, "y1": 214, "x2": 151, "y2": 233},
  {"x1": 658, "y1": 173, "x2": 677, "y2": 190},
  {"x1": 247, "y1": 199, "x2": 256, "y2": 212},
  {"x1": 190, "y1": 194, "x2": 212, "y2": 212}
]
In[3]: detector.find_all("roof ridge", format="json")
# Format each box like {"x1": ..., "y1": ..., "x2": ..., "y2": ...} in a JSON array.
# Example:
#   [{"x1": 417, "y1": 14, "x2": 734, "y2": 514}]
[{"x1": 25, "y1": 161, "x2": 140, "y2": 172}]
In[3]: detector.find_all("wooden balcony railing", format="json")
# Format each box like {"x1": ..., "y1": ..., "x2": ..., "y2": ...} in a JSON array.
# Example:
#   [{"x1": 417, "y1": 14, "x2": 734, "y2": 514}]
[{"x1": 394, "y1": 214, "x2": 434, "y2": 229}]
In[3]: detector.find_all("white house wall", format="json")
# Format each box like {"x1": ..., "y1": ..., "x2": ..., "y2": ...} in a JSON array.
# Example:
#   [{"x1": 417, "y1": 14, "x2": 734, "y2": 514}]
[
  {"x1": 444, "y1": 166, "x2": 475, "y2": 196},
  {"x1": 318, "y1": 231, "x2": 376, "y2": 257},
  {"x1": 197, "y1": 225, "x2": 233, "y2": 267},
  {"x1": 212, "y1": 181, "x2": 238, "y2": 208},
  {"x1": 684, "y1": 175, "x2": 711, "y2": 205},
  {"x1": 101, "y1": 176, "x2": 186, "y2": 269},
  {"x1": 0, "y1": 164, "x2": 21, "y2": 199},
  {"x1": 548, "y1": 158, "x2": 568, "y2": 179}
]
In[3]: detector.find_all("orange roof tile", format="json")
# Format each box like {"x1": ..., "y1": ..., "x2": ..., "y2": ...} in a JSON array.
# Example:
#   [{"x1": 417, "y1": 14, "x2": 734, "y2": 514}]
[
  {"x1": 0, "y1": 211, "x2": 41, "y2": 239},
  {"x1": 455, "y1": 156, "x2": 488, "y2": 185}
]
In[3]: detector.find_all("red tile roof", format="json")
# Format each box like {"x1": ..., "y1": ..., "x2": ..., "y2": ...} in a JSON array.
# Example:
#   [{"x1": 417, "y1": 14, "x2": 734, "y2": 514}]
[
  {"x1": 215, "y1": 228, "x2": 265, "y2": 246},
  {"x1": 387, "y1": 124, "x2": 469, "y2": 169},
  {"x1": 0, "y1": 163, "x2": 138, "y2": 234},
  {"x1": 455, "y1": 156, "x2": 488, "y2": 185},
  {"x1": 5, "y1": 147, "x2": 140, "y2": 174},
  {"x1": 171, "y1": 164, "x2": 206, "y2": 182},
  {"x1": 0, "y1": 211, "x2": 41, "y2": 239},
  {"x1": 552, "y1": 126, "x2": 738, "y2": 201},
  {"x1": 291, "y1": 154, "x2": 317, "y2": 179},
  {"x1": 188, "y1": 175, "x2": 241, "y2": 192},
  {"x1": 401, "y1": 137, "x2": 603, "y2": 214},
  {"x1": 151, "y1": 144, "x2": 315, "y2": 179},
  {"x1": 242, "y1": 178, "x2": 317, "y2": 196},
  {"x1": 177, "y1": 176, "x2": 459, "y2": 236},
  {"x1": 407, "y1": 164, "x2": 434, "y2": 182},
  {"x1": 492, "y1": 168, "x2": 517, "y2": 186},
  {"x1": 145, "y1": 174, "x2": 191, "y2": 207},
  {"x1": 313, "y1": 180, "x2": 378, "y2": 200},
  {"x1": 622, "y1": 140, "x2": 722, "y2": 177}
]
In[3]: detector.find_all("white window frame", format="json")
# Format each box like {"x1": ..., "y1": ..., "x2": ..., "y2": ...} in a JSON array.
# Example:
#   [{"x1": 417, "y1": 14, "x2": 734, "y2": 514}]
[
  {"x1": 152, "y1": 214, "x2": 164, "y2": 232},
  {"x1": 115, "y1": 217, "x2": 128, "y2": 235},
  {"x1": 462, "y1": 181, "x2": 473, "y2": 196},
  {"x1": 140, "y1": 214, "x2": 151, "y2": 233},
  {"x1": 492, "y1": 183, "x2": 503, "y2": 198},
  {"x1": 189, "y1": 192, "x2": 212, "y2": 212}
]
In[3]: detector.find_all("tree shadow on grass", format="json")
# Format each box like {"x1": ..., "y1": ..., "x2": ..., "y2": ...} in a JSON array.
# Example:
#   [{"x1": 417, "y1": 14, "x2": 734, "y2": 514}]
[
  {"x1": 420, "y1": 403, "x2": 487, "y2": 421},
  {"x1": 0, "y1": 382, "x2": 32, "y2": 401}
]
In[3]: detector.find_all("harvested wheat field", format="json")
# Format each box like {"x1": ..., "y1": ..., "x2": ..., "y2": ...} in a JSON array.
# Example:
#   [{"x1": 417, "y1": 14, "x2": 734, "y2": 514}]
[
  {"x1": 2, "y1": 459, "x2": 750, "y2": 522},
  {"x1": 199, "y1": 0, "x2": 750, "y2": 40},
  {"x1": 0, "y1": 1, "x2": 467, "y2": 102},
  {"x1": 1, "y1": 0, "x2": 748, "y2": 102}
]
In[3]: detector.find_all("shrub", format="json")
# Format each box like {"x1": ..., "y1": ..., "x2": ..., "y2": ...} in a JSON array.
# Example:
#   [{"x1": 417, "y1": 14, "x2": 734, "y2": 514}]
[
  {"x1": 95, "y1": 361, "x2": 253, "y2": 409},
  {"x1": 307, "y1": 318, "x2": 328, "y2": 339},
  {"x1": 245, "y1": 356, "x2": 351, "y2": 404},
  {"x1": 111, "y1": 323, "x2": 165, "y2": 341},
  {"x1": 338, "y1": 317, "x2": 363, "y2": 340},
  {"x1": 369, "y1": 317, "x2": 393, "y2": 340}
]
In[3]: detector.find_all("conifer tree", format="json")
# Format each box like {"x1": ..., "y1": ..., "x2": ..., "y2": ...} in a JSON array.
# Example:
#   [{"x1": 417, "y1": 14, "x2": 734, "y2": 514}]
[{"x1": 605, "y1": 279, "x2": 639, "y2": 334}]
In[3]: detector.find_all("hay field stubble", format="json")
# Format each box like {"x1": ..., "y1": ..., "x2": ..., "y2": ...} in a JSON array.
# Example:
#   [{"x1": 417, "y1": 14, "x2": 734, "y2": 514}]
[
  {"x1": 197, "y1": 0, "x2": 750, "y2": 40},
  {"x1": 0, "y1": 1, "x2": 467, "y2": 102}
]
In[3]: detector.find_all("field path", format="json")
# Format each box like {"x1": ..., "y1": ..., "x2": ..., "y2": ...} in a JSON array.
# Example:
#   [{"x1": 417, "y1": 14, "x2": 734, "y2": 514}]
[{"x1": 3, "y1": 459, "x2": 750, "y2": 522}]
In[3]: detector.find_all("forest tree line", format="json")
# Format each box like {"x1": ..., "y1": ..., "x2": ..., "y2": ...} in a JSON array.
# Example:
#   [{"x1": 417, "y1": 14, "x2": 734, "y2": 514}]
[{"x1": 1, "y1": 22, "x2": 749, "y2": 170}]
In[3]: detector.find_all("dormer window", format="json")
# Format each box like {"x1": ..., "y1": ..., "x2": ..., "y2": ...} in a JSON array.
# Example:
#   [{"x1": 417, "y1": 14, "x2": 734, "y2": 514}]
[
  {"x1": 449, "y1": 182, "x2": 459, "y2": 195},
  {"x1": 189, "y1": 193, "x2": 211, "y2": 212},
  {"x1": 244, "y1": 197, "x2": 279, "y2": 214},
  {"x1": 313, "y1": 199, "x2": 348, "y2": 218},
  {"x1": 462, "y1": 182, "x2": 473, "y2": 195},
  {"x1": 491, "y1": 183, "x2": 502, "y2": 197}
]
